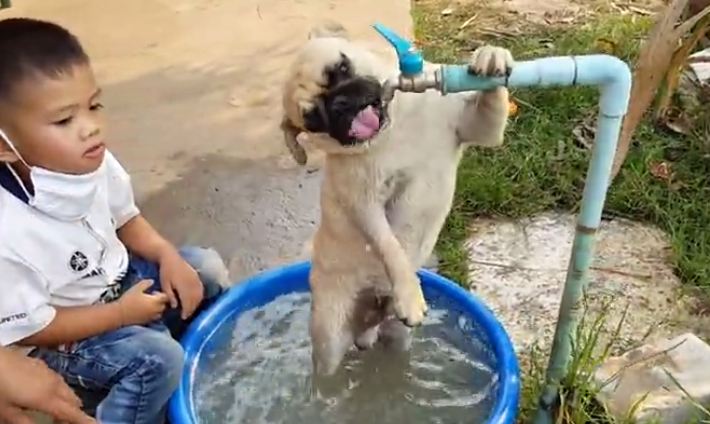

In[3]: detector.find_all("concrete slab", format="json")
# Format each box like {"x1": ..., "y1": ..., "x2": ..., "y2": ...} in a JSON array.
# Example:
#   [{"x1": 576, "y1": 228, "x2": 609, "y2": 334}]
[
  {"x1": 464, "y1": 212, "x2": 709, "y2": 354},
  {"x1": 1, "y1": 0, "x2": 413, "y2": 280}
]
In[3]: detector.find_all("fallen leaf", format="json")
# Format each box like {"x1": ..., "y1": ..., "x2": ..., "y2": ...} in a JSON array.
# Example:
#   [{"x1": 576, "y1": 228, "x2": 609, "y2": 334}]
[
  {"x1": 508, "y1": 100, "x2": 519, "y2": 116},
  {"x1": 459, "y1": 13, "x2": 478, "y2": 29},
  {"x1": 661, "y1": 109, "x2": 693, "y2": 134},
  {"x1": 572, "y1": 113, "x2": 597, "y2": 149},
  {"x1": 477, "y1": 28, "x2": 518, "y2": 38},
  {"x1": 595, "y1": 38, "x2": 618, "y2": 54},
  {"x1": 610, "y1": 2, "x2": 630, "y2": 15},
  {"x1": 649, "y1": 161, "x2": 673, "y2": 182},
  {"x1": 628, "y1": 5, "x2": 654, "y2": 15}
]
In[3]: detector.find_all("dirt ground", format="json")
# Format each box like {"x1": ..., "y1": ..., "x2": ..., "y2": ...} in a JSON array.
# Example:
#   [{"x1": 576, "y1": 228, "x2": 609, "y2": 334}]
[{"x1": 1, "y1": 0, "x2": 412, "y2": 280}]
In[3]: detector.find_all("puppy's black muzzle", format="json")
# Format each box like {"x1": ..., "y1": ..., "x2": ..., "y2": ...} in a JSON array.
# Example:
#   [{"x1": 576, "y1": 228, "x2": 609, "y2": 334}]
[{"x1": 304, "y1": 76, "x2": 387, "y2": 146}]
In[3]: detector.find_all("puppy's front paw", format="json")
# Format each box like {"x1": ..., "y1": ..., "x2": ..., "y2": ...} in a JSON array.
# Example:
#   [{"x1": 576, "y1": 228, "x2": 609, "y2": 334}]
[
  {"x1": 393, "y1": 277, "x2": 428, "y2": 327},
  {"x1": 468, "y1": 45, "x2": 514, "y2": 78}
]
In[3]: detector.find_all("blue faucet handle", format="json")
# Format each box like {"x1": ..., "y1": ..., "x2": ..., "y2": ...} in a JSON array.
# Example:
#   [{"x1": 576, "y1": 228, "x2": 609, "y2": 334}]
[{"x1": 372, "y1": 23, "x2": 424, "y2": 76}]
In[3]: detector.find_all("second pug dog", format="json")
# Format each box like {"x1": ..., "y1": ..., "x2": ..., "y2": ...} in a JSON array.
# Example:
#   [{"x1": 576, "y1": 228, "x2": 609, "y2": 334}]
[{"x1": 281, "y1": 23, "x2": 514, "y2": 376}]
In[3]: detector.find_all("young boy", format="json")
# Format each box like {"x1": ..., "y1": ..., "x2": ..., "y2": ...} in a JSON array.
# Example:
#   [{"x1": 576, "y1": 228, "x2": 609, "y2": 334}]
[{"x1": 0, "y1": 18, "x2": 228, "y2": 423}]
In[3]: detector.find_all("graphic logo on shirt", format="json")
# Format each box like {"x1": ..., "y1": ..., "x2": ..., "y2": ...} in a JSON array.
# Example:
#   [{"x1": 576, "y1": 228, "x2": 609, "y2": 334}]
[
  {"x1": 81, "y1": 267, "x2": 107, "y2": 280},
  {"x1": 69, "y1": 251, "x2": 90, "y2": 273},
  {"x1": 98, "y1": 282, "x2": 122, "y2": 304}
]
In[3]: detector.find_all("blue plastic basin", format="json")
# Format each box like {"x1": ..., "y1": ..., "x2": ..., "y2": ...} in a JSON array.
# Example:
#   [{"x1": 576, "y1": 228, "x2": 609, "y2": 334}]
[{"x1": 168, "y1": 261, "x2": 520, "y2": 424}]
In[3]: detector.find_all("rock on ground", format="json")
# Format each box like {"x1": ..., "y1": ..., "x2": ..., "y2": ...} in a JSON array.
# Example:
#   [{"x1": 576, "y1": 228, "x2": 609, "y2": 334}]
[{"x1": 594, "y1": 332, "x2": 710, "y2": 423}]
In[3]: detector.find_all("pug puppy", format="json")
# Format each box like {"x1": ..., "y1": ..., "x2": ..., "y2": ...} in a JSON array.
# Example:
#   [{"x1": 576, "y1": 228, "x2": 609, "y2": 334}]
[{"x1": 281, "y1": 22, "x2": 514, "y2": 377}]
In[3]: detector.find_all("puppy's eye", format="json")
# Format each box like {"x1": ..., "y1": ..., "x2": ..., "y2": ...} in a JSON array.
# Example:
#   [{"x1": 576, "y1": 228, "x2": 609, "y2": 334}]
[
  {"x1": 324, "y1": 53, "x2": 353, "y2": 87},
  {"x1": 338, "y1": 52, "x2": 351, "y2": 74}
]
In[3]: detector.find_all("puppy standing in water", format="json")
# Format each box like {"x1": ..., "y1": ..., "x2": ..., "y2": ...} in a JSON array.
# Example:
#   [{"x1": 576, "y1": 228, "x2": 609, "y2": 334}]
[{"x1": 281, "y1": 23, "x2": 515, "y2": 377}]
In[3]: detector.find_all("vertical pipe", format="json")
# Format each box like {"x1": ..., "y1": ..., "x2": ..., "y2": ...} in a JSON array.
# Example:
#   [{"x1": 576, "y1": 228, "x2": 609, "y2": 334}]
[{"x1": 532, "y1": 113, "x2": 625, "y2": 424}]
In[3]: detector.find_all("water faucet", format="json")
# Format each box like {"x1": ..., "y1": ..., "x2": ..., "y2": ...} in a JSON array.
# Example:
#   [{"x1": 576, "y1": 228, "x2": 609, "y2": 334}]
[
  {"x1": 373, "y1": 23, "x2": 439, "y2": 102},
  {"x1": 374, "y1": 22, "x2": 512, "y2": 100}
]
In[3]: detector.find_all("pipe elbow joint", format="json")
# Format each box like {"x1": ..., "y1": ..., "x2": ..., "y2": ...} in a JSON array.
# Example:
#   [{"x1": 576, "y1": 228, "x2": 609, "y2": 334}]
[{"x1": 574, "y1": 55, "x2": 632, "y2": 117}]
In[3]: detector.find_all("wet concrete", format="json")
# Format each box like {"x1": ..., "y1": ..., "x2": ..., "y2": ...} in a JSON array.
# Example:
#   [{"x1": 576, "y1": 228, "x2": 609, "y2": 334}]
[{"x1": 139, "y1": 155, "x2": 322, "y2": 281}]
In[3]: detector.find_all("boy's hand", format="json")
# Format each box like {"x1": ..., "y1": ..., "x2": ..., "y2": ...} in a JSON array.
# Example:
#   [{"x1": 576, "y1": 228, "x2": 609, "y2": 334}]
[
  {"x1": 0, "y1": 348, "x2": 96, "y2": 424},
  {"x1": 159, "y1": 252, "x2": 204, "y2": 320},
  {"x1": 117, "y1": 279, "x2": 169, "y2": 326}
]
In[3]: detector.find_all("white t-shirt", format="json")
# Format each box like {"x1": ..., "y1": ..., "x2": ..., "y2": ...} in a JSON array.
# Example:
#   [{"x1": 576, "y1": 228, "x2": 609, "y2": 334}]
[{"x1": 0, "y1": 151, "x2": 140, "y2": 347}]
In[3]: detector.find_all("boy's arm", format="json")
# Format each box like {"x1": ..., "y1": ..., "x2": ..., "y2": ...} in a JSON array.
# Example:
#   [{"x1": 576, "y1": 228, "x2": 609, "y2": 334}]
[
  {"x1": 104, "y1": 150, "x2": 177, "y2": 263},
  {"x1": 117, "y1": 214, "x2": 177, "y2": 263},
  {"x1": 117, "y1": 216, "x2": 203, "y2": 319},
  {"x1": 0, "y1": 258, "x2": 120, "y2": 348},
  {"x1": 106, "y1": 150, "x2": 203, "y2": 319},
  {"x1": 0, "y1": 257, "x2": 166, "y2": 348},
  {"x1": 18, "y1": 303, "x2": 123, "y2": 348},
  {"x1": 20, "y1": 279, "x2": 167, "y2": 347},
  {"x1": 17, "y1": 279, "x2": 168, "y2": 348}
]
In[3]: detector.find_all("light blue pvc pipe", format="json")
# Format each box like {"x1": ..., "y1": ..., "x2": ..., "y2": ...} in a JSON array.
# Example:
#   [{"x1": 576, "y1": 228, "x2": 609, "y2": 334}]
[
  {"x1": 440, "y1": 56, "x2": 631, "y2": 424},
  {"x1": 373, "y1": 23, "x2": 632, "y2": 424}
]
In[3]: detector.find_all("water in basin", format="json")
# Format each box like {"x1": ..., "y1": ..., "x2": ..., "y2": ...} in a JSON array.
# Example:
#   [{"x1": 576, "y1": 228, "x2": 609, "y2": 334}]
[{"x1": 194, "y1": 290, "x2": 499, "y2": 423}]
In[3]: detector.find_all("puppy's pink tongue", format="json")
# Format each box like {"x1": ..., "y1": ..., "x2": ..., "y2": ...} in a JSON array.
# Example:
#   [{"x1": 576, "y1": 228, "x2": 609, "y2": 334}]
[{"x1": 349, "y1": 106, "x2": 380, "y2": 140}]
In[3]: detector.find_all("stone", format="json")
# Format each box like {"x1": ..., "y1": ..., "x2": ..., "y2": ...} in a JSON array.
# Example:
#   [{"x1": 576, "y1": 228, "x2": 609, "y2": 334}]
[{"x1": 594, "y1": 332, "x2": 710, "y2": 423}]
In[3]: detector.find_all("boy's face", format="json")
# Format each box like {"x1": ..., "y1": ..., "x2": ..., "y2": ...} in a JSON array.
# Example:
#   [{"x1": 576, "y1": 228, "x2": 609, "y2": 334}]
[{"x1": 0, "y1": 63, "x2": 107, "y2": 175}]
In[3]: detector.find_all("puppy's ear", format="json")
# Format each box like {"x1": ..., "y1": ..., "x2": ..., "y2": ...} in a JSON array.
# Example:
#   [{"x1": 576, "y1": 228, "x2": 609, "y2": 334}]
[
  {"x1": 308, "y1": 21, "x2": 349, "y2": 40},
  {"x1": 280, "y1": 117, "x2": 308, "y2": 166}
]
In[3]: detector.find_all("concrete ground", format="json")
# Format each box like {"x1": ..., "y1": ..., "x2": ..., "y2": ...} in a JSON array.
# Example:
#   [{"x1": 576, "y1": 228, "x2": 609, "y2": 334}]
[{"x1": 1, "y1": 0, "x2": 412, "y2": 281}]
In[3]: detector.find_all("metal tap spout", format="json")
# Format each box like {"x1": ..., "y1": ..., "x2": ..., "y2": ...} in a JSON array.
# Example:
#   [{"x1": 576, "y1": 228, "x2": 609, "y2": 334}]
[{"x1": 382, "y1": 71, "x2": 440, "y2": 103}]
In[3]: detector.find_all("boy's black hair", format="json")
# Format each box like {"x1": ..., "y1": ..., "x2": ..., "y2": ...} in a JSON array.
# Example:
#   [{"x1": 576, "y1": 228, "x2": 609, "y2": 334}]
[{"x1": 0, "y1": 18, "x2": 89, "y2": 102}]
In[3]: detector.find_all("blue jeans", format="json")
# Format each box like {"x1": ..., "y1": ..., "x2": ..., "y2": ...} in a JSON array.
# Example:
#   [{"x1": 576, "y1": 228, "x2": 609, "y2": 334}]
[{"x1": 30, "y1": 246, "x2": 227, "y2": 424}]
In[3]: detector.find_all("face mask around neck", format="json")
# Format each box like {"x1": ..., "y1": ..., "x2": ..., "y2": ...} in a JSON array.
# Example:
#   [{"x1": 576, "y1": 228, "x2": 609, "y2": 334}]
[{"x1": 0, "y1": 128, "x2": 104, "y2": 221}]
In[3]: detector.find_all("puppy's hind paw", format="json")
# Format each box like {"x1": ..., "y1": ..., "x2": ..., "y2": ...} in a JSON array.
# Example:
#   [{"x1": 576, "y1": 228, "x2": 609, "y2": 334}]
[
  {"x1": 354, "y1": 326, "x2": 379, "y2": 350},
  {"x1": 393, "y1": 279, "x2": 428, "y2": 327}
]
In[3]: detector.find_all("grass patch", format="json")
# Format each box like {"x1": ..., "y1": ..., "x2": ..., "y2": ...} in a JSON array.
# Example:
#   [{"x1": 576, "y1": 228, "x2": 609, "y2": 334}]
[
  {"x1": 517, "y1": 298, "x2": 630, "y2": 423},
  {"x1": 413, "y1": 6, "x2": 710, "y2": 289},
  {"x1": 518, "y1": 296, "x2": 710, "y2": 423}
]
